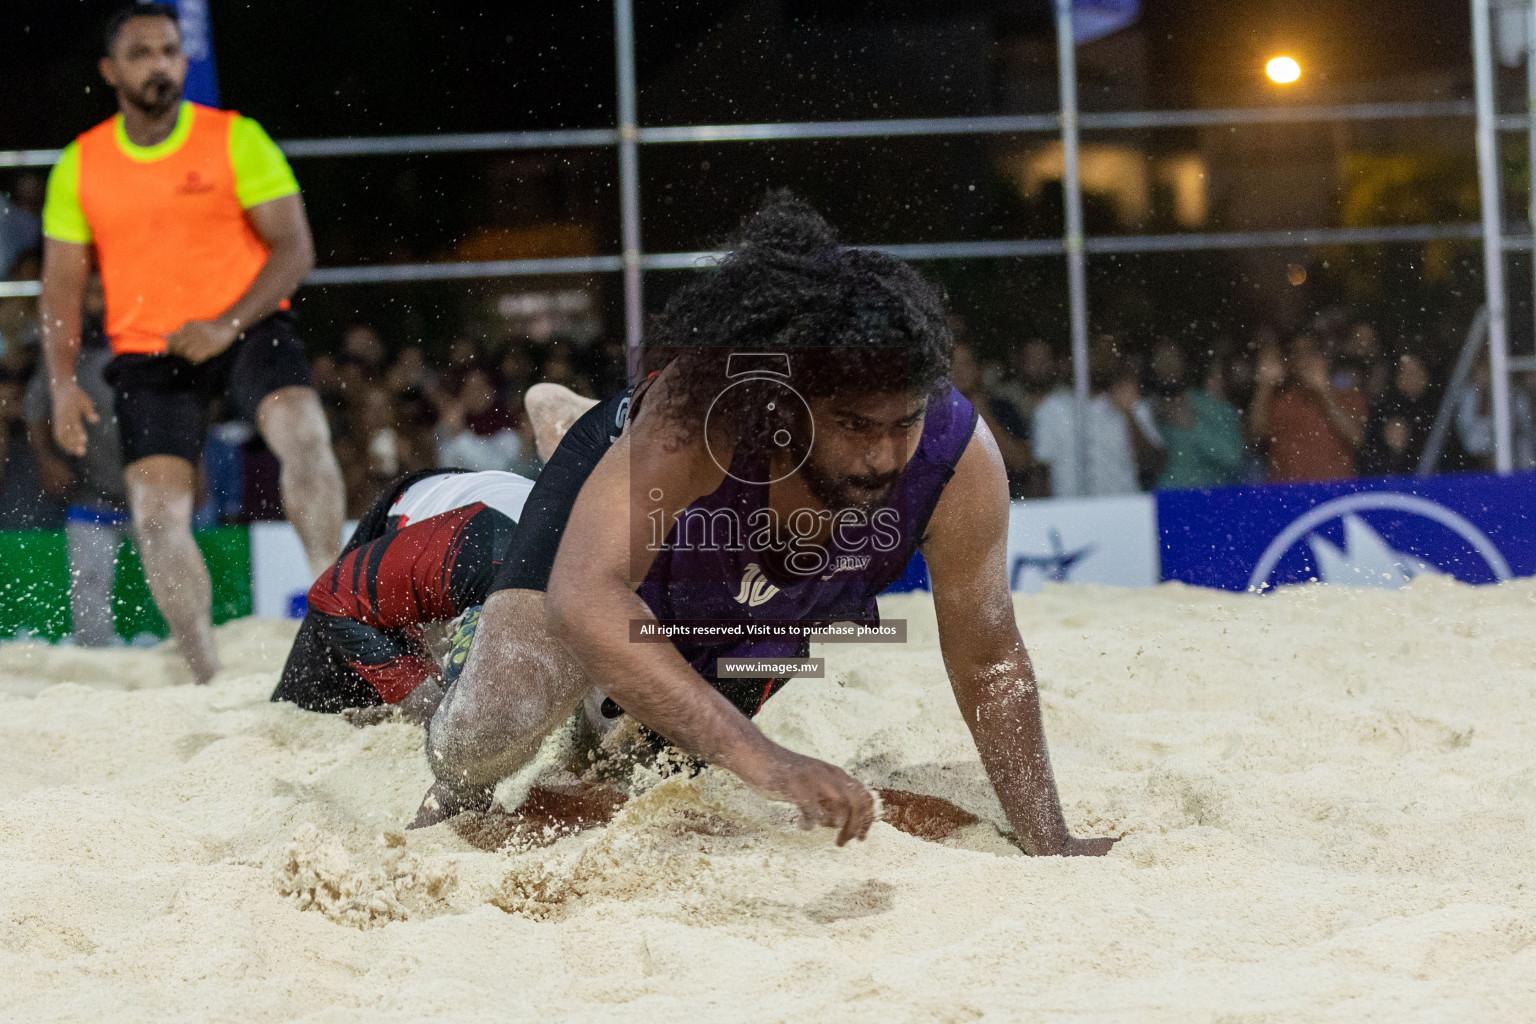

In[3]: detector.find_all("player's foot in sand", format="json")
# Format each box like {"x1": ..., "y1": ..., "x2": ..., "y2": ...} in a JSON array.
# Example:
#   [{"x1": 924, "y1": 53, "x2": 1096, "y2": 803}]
[
  {"x1": 452, "y1": 784, "x2": 629, "y2": 848},
  {"x1": 409, "y1": 779, "x2": 495, "y2": 829},
  {"x1": 525, "y1": 383, "x2": 600, "y2": 462}
]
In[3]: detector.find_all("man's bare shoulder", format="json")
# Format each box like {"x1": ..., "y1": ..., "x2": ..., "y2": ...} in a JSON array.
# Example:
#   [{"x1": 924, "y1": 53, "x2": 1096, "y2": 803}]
[
  {"x1": 923, "y1": 423, "x2": 1010, "y2": 558},
  {"x1": 623, "y1": 364, "x2": 728, "y2": 502}
]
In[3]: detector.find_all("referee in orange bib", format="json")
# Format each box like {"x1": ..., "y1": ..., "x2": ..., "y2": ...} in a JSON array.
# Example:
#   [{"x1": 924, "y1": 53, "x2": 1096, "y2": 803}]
[{"x1": 40, "y1": 3, "x2": 344, "y2": 683}]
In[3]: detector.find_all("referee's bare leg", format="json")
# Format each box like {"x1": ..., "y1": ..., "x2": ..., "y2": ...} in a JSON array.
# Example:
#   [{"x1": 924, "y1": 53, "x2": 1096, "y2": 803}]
[
  {"x1": 127, "y1": 455, "x2": 220, "y2": 684},
  {"x1": 257, "y1": 385, "x2": 345, "y2": 578}
]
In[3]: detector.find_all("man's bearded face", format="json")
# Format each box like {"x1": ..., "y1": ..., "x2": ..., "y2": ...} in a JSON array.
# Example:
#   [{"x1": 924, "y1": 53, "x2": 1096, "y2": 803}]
[{"x1": 104, "y1": 16, "x2": 188, "y2": 119}]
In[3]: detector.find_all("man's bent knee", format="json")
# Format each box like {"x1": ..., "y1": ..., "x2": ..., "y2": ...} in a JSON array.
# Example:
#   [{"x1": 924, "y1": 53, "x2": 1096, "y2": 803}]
[
  {"x1": 126, "y1": 456, "x2": 196, "y2": 533},
  {"x1": 258, "y1": 386, "x2": 334, "y2": 454}
]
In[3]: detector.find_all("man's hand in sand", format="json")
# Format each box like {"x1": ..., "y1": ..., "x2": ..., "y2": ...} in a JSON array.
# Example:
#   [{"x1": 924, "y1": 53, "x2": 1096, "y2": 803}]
[
  {"x1": 921, "y1": 420, "x2": 1118, "y2": 857},
  {"x1": 735, "y1": 744, "x2": 876, "y2": 846}
]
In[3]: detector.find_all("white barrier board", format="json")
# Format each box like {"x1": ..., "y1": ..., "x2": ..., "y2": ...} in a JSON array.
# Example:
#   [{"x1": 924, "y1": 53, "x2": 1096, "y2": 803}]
[
  {"x1": 250, "y1": 521, "x2": 357, "y2": 619},
  {"x1": 1005, "y1": 494, "x2": 1160, "y2": 593},
  {"x1": 250, "y1": 493, "x2": 1159, "y2": 618}
]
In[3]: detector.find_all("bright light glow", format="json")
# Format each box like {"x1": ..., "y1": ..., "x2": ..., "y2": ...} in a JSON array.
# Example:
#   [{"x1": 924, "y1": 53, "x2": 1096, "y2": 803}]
[{"x1": 1266, "y1": 56, "x2": 1301, "y2": 84}]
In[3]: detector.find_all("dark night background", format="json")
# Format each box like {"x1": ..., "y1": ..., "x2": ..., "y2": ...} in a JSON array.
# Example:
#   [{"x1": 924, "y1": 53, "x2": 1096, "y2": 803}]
[{"x1": 0, "y1": 1, "x2": 1509, "y2": 360}]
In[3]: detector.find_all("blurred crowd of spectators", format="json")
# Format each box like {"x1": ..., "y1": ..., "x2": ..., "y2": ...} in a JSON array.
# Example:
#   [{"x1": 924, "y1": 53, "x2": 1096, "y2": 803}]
[
  {"x1": 1, "y1": 164, "x2": 1531, "y2": 530},
  {"x1": 308, "y1": 323, "x2": 625, "y2": 518},
  {"x1": 952, "y1": 309, "x2": 1526, "y2": 500}
]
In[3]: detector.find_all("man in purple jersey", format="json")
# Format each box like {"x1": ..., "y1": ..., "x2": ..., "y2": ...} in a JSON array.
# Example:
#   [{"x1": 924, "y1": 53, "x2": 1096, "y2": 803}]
[{"x1": 411, "y1": 193, "x2": 1114, "y2": 857}]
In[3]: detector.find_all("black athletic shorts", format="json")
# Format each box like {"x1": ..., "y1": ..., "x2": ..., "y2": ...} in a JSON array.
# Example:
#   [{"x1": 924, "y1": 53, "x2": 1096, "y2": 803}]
[
  {"x1": 271, "y1": 469, "x2": 468, "y2": 713},
  {"x1": 489, "y1": 387, "x2": 632, "y2": 594},
  {"x1": 106, "y1": 310, "x2": 313, "y2": 466},
  {"x1": 484, "y1": 387, "x2": 786, "y2": 719}
]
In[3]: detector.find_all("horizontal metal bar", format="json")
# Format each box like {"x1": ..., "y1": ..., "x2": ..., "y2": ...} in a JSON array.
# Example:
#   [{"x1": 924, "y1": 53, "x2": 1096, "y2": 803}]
[
  {"x1": 637, "y1": 114, "x2": 1059, "y2": 144},
  {"x1": 1083, "y1": 100, "x2": 1475, "y2": 130},
  {"x1": 0, "y1": 148, "x2": 61, "y2": 168},
  {"x1": 5, "y1": 223, "x2": 1517, "y2": 295},
  {"x1": 1509, "y1": 355, "x2": 1536, "y2": 371},
  {"x1": 636, "y1": 102, "x2": 1481, "y2": 144},
  {"x1": 870, "y1": 238, "x2": 1065, "y2": 259},
  {"x1": 2, "y1": 101, "x2": 1510, "y2": 168},
  {"x1": 640, "y1": 250, "x2": 723, "y2": 270},
  {"x1": 305, "y1": 254, "x2": 623, "y2": 285},
  {"x1": 280, "y1": 127, "x2": 619, "y2": 158},
  {"x1": 1089, "y1": 223, "x2": 1486, "y2": 254}
]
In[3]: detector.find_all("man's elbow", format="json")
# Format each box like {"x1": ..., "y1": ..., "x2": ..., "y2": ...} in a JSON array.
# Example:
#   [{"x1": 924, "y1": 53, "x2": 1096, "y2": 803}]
[
  {"x1": 270, "y1": 223, "x2": 316, "y2": 282},
  {"x1": 291, "y1": 235, "x2": 317, "y2": 281},
  {"x1": 543, "y1": 569, "x2": 581, "y2": 644}
]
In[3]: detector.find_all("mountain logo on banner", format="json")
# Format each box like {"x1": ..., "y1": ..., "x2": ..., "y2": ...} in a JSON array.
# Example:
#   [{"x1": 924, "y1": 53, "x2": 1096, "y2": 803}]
[
  {"x1": 1247, "y1": 493, "x2": 1513, "y2": 592},
  {"x1": 1010, "y1": 528, "x2": 1095, "y2": 589},
  {"x1": 1306, "y1": 515, "x2": 1441, "y2": 589}
]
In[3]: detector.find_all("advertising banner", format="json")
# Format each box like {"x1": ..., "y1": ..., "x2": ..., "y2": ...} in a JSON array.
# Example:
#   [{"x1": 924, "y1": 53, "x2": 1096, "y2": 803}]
[
  {"x1": 885, "y1": 493, "x2": 1160, "y2": 594},
  {"x1": 250, "y1": 521, "x2": 358, "y2": 618},
  {"x1": 1007, "y1": 493, "x2": 1160, "y2": 592},
  {"x1": 1157, "y1": 471, "x2": 1536, "y2": 592}
]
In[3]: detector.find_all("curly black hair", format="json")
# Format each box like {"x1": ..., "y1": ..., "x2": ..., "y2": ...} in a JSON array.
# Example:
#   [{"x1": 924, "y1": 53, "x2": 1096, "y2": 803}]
[{"x1": 646, "y1": 190, "x2": 953, "y2": 439}]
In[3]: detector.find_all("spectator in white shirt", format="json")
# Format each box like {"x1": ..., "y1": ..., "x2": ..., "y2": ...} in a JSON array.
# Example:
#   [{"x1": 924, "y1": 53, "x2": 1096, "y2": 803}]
[
  {"x1": 435, "y1": 366, "x2": 524, "y2": 472},
  {"x1": 1031, "y1": 336, "x2": 1141, "y2": 497}
]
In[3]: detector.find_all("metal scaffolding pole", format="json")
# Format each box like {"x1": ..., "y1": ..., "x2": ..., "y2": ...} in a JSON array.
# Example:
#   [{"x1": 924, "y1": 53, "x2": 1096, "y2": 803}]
[
  {"x1": 1528, "y1": 0, "x2": 1536, "y2": 354},
  {"x1": 1054, "y1": 0, "x2": 1092, "y2": 494},
  {"x1": 614, "y1": 0, "x2": 644, "y2": 379},
  {"x1": 1472, "y1": 0, "x2": 1515, "y2": 472}
]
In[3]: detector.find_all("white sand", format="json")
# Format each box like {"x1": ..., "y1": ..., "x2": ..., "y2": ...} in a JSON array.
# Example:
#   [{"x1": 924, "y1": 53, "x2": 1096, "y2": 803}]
[{"x1": 3, "y1": 579, "x2": 1536, "y2": 1022}]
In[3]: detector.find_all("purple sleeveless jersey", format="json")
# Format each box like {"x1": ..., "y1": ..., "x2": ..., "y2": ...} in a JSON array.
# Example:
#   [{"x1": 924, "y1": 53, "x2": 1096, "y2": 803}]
[{"x1": 637, "y1": 384, "x2": 977, "y2": 679}]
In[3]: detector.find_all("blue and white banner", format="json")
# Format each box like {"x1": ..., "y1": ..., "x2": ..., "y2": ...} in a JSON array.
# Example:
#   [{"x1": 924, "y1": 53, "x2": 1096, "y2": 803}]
[
  {"x1": 251, "y1": 473, "x2": 1536, "y2": 615},
  {"x1": 171, "y1": 0, "x2": 220, "y2": 106},
  {"x1": 1158, "y1": 472, "x2": 1536, "y2": 593},
  {"x1": 1006, "y1": 493, "x2": 1159, "y2": 592},
  {"x1": 884, "y1": 494, "x2": 1160, "y2": 595}
]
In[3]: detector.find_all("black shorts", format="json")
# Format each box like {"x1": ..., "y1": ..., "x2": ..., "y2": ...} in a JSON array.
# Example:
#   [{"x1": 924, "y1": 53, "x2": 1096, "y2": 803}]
[
  {"x1": 106, "y1": 311, "x2": 313, "y2": 466},
  {"x1": 484, "y1": 388, "x2": 786, "y2": 719},
  {"x1": 271, "y1": 469, "x2": 478, "y2": 713},
  {"x1": 489, "y1": 387, "x2": 632, "y2": 594}
]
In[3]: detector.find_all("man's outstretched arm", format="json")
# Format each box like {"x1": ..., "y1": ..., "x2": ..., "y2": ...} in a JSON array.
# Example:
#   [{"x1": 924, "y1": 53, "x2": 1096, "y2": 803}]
[
  {"x1": 545, "y1": 396, "x2": 875, "y2": 845},
  {"x1": 922, "y1": 420, "x2": 1115, "y2": 857}
]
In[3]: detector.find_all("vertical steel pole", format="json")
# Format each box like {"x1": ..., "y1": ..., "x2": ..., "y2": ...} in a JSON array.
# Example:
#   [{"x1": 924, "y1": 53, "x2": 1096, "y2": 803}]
[
  {"x1": 615, "y1": 0, "x2": 644, "y2": 381},
  {"x1": 1528, "y1": 0, "x2": 1536, "y2": 356},
  {"x1": 1473, "y1": 0, "x2": 1515, "y2": 472},
  {"x1": 1054, "y1": 0, "x2": 1092, "y2": 494}
]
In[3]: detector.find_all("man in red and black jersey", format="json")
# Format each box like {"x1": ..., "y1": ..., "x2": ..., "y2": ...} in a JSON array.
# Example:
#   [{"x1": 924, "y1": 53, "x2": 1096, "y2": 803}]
[
  {"x1": 272, "y1": 469, "x2": 533, "y2": 719},
  {"x1": 272, "y1": 384, "x2": 596, "y2": 720}
]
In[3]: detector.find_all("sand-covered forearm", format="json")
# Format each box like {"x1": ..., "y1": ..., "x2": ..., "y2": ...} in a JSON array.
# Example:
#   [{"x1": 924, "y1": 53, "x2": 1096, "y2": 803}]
[
  {"x1": 549, "y1": 584, "x2": 772, "y2": 775},
  {"x1": 954, "y1": 654, "x2": 1073, "y2": 854}
]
